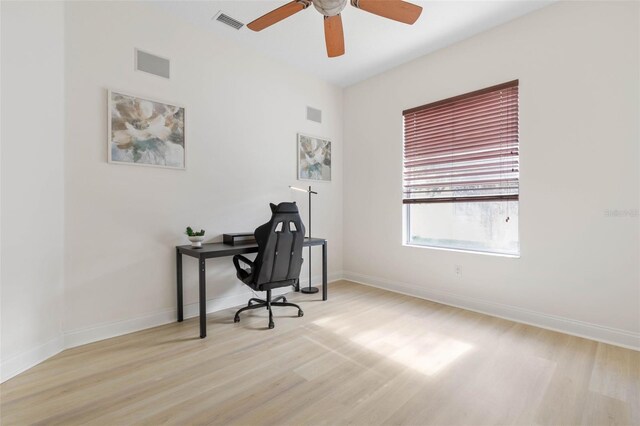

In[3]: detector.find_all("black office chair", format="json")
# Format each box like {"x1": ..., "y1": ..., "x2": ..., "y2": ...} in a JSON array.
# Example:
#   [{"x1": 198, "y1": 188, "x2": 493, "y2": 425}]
[{"x1": 232, "y1": 202, "x2": 305, "y2": 329}]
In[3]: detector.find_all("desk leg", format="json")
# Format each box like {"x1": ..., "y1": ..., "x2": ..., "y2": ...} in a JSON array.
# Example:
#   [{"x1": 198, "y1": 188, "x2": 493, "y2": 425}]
[
  {"x1": 199, "y1": 257, "x2": 207, "y2": 338},
  {"x1": 322, "y1": 241, "x2": 328, "y2": 301},
  {"x1": 176, "y1": 249, "x2": 183, "y2": 322}
]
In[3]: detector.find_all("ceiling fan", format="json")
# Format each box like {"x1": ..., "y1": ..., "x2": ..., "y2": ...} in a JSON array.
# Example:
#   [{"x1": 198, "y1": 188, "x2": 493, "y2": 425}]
[{"x1": 246, "y1": 0, "x2": 423, "y2": 58}]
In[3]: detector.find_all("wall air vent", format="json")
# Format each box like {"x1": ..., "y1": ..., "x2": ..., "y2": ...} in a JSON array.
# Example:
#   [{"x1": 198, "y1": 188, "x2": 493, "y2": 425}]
[
  {"x1": 135, "y1": 49, "x2": 170, "y2": 79},
  {"x1": 306, "y1": 106, "x2": 322, "y2": 123},
  {"x1": 214, "y1": 11, "x2": 244, "y2": 30}
]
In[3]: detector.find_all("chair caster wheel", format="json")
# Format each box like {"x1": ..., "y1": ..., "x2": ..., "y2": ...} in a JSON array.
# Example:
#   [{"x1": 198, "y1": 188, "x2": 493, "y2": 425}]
[
  {"x1": 234, "y1": 316, "x2": 240, "y2": 323},
  {"x1": 282, "y1": 297, "x2": 287, "y2": 302},
  {"x1": 298, "y1": 310, "x2": 304, "y2": 317},
  {"x1": 268, "y1": 322, "x2": 275, "y2": 329}
]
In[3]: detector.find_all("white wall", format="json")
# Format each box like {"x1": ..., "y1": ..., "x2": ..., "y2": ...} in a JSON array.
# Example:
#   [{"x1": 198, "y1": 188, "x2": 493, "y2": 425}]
[
  {"x1": 2, "y1": 0, "x2": 637, "y2": 385},
  {"x1": 0, "y1": 1, "x2": 66, "y2": 380},
  {"x1": 63, "y1": 1, "x2": 343, "y2": 346},
  {"x1": 343, "y1": 1, "x2": 640, "y2": 348}
]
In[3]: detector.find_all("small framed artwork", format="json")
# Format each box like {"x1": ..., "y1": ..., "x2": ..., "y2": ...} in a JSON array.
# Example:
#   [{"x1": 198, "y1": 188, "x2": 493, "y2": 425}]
[
  {"x1": 297, "y1": 133, "x2": 331, "y2": 181},
  {"x1": 108, "y1": 89, "x2": 185, "y2": 169}
]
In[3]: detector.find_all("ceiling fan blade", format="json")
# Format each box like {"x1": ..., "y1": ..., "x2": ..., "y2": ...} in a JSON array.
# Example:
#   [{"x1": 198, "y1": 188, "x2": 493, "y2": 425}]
[
  {"x1": 247, "y1": 0, "x2": 310, "y2": 32},
  {"x1": 324, "y1": 14, "x2": 345, "y2": 58},
  {"x1": 351, "y1": 0, "x2": 422, "y2": 25}
]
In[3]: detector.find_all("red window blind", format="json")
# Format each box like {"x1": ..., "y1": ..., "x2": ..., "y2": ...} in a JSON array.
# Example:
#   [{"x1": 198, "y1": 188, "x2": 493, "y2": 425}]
[{"x1": 403, "y1": 80, "x2": 519, "y2": 204}]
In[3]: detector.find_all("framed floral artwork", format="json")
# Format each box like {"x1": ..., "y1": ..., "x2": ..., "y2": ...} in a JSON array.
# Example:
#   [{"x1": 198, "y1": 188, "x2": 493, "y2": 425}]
[
  {"x1": 297, "y1": 133, "x2": 331, "y2": 181},
  {"x1": 108, "y1": 90, "x2": 185, "y2": 169}
]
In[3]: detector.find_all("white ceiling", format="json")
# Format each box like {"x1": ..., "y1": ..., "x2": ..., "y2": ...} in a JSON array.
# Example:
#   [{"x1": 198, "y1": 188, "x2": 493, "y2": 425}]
[{"x1": 156, "y1": 1, "x2": 553, "y2": 87}]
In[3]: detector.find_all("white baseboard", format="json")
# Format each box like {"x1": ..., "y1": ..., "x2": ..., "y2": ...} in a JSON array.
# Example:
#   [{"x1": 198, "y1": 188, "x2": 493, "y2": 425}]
[
  {"x1": 343, "y1": 271, "x2": 640, "y2": 351},
  {"x1": 64, "y1": 289, "x2": 284, "y2": 349},
  {"x1": 1, "y1": 272, "x2": 344, "y2": 383},
  {"x1": 63, "y1": 272, "x2": 343, "y2": 350},
  {"x1": 0, "y1": 335, "x2": 65, "y2": 383},
  {"x1": 3, "y1": 270, "x2": 635, "y2": 384},
  {"x1": 299, "y1": 271, "x2": 343, "y2": 288}
]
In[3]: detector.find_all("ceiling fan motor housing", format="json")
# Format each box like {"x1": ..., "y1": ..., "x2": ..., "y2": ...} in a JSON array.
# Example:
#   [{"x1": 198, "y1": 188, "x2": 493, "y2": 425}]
[{"x1": 313, "y1": 0, "x2": 348, "y2": 16}]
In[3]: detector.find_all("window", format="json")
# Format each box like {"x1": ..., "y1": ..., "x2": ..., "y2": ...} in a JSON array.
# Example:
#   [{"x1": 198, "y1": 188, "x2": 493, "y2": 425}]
[{"x1": 403, "y1": 80, "x2": 520, "y2": 255}]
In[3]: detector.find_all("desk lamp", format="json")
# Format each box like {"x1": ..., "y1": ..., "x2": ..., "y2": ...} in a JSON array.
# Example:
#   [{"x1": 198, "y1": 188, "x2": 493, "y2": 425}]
[{"x1": 289, "y1": 185, "x2": 319, "y2": 294}]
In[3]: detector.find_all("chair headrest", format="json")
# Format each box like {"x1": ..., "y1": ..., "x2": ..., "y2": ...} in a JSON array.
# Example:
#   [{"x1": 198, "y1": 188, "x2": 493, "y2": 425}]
[{"x1": 269, "y1": 202, "x2": 299, "y2": 214}]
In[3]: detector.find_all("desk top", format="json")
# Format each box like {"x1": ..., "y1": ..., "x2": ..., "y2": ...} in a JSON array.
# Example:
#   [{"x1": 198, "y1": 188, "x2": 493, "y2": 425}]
[{"x1": 176, "y1": 237, "x2": 326, "y2": 258}]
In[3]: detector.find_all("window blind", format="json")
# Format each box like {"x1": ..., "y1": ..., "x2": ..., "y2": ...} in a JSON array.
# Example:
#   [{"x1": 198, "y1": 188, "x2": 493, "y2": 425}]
[{"x1": 403, "y1": 80, "x2": 519, "y2": 204}]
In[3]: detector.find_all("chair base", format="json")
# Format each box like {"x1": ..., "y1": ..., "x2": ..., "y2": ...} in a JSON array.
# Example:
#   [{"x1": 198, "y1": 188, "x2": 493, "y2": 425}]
[{"x1": 234, "y1": 290, "x2": 303, "y2": 329}]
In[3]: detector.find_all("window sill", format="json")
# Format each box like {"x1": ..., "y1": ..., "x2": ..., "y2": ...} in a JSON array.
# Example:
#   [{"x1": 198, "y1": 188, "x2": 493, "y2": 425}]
[{"x1": 403, "y1": 243, "x2": 521, "y2": 258}]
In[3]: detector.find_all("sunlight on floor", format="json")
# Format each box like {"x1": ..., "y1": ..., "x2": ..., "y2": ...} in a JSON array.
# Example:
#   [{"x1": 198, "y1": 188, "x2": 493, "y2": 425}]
[
  {"x1": 389, "y1": 338, "x2": 472, "y2": 376},
  {"x1": 313, "y1": 315, "x2": 473, "y2": 376}
]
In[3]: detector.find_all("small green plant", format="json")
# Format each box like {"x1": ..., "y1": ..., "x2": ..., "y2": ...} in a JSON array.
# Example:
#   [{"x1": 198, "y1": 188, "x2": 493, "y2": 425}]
[{"x1": 186, "y1": 226, "x2": 205, "y2": 237}]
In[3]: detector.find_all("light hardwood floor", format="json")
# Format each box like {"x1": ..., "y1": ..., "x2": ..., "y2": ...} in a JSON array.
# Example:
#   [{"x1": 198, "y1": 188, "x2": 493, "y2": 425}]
[{"x1": 1, "y1": 280, "x2": 638, "y2": 425}]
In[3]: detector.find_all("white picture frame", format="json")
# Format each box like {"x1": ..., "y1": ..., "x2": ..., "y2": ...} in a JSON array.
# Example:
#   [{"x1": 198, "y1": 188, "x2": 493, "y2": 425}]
[
  {"x1": 107, "y1": 89, "x2": 186, "y2": 170},
  {"x1": 297, "y1": 133, "x2": 331, "y2": 182}
]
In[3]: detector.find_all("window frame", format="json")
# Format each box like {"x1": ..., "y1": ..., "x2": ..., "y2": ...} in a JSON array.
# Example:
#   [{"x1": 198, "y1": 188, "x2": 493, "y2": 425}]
[{"x1": 402, "y1": 202, "x2": 521, "y2": 258}]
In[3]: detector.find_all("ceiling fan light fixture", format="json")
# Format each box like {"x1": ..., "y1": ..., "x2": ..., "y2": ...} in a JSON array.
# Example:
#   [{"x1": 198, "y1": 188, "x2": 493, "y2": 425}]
[
  {"x1": 313, "y1": 0, "x2": 348, "y2": 17},
  {"x1": 247, "y1": 0, "x2": 423, "y2": 57}
]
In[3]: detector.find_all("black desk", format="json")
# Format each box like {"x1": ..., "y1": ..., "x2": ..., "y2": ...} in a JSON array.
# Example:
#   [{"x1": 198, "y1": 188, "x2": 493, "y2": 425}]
[{"x1": 176, "y1": 237, "x2": 327, "y2": 338}]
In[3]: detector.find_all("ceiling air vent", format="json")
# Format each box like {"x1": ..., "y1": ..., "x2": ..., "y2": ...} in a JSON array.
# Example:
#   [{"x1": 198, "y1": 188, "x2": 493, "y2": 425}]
[{"x1": 214, "y1": 11, "x2": 244, "y2": 30}]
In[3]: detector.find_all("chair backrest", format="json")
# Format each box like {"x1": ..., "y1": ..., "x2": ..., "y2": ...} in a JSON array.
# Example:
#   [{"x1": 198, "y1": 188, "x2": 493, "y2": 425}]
[{"x1": 251, "y1": 202, "x2": 306, "y2": 286}]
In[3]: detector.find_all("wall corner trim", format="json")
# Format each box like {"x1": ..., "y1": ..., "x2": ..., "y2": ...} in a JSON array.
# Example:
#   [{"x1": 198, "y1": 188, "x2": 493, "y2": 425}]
[{"x1": 0, "y1": 336, "x2": 65, "y2": 383}]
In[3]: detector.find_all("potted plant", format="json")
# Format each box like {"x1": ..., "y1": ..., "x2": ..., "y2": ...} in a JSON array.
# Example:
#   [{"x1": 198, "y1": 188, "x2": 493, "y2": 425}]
[{"x1": 185, "y1": 226, "x2": 205, "y2": 248}]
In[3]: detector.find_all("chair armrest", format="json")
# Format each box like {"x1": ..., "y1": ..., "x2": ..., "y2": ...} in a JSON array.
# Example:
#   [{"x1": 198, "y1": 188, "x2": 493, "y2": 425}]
[{"x1": 233, "y1": 254, "x2": 254, "y2": 274}]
